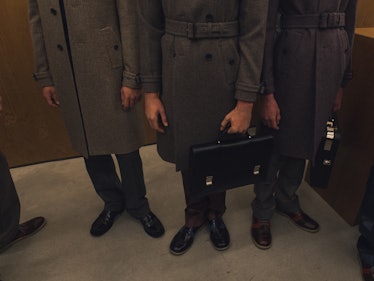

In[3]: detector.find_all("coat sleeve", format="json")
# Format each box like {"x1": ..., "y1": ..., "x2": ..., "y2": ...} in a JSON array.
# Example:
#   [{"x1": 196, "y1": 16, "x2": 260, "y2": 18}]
[
  {"x1": 341, "y1": 0, "x2": 358, "y2": 87},
  {"x1": 28, "y1": 0, "x2": 54, "y2": 87},
  {"x1": 235, "y1": 0, "x2": 269, "y2": 102},
  {"x1": 260, "y1": 0, "x2": 279, "y2": 95},
  {"x1": 136, "y1": 0, "x2": 164, "y2": 93},
  {"x1": 117, "y1": 0, "x2": 141, "y2": 89}
]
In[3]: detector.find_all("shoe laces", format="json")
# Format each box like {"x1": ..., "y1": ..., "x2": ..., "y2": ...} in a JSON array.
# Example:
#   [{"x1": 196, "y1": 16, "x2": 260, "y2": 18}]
[
  {"x1": 102, "y1": 212, "x2": 113, "y2": 224},
  {"x1": 142, "y1": 214, "x2": 154, "y2": 227},
  {"x1": 180, "y1": 227, "x2": 195, "y2": 238},
  {"x1": 293, "y1": 212, "x2": 304, "y2": 222},
  {"x1": 252, "y1": 220, "x2": 270, "y2": 229}
]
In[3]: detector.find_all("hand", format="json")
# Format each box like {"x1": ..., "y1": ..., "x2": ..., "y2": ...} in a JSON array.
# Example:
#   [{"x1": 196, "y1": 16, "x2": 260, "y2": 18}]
[
  {"x1": 121, "y1": 86, "x2": 142, "y2": 111},
  {"x1": 0, "y1": 96, "x2": 3, "y2": 113},
  {"x1": 220, "y1": 101, "x2": 253, "y2": 134},
  {"x1": 333, "y1": 87, "x2": 344, "y2": 112},
  {"x1": 259, "y1": 93, "x2": 281, "y2": 130},
  {"x1": 42, "y1": 86, "x2": 60, "y2": 108},
  {"x1": 144, "y1": 93, "x2": 168, "y2": 133}
]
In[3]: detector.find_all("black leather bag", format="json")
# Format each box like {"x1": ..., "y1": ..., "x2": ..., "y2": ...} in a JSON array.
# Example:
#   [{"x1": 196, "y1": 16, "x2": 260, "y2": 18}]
[
  {"x1": 308, "y1": 117, "x2": 341, "y2": 189},
  {"x1": 188, "y1": 132, "x2": 274, "y2": 197}
]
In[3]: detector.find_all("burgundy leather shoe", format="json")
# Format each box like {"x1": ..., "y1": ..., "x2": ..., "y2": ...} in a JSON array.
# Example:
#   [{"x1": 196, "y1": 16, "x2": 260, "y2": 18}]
[
  {"x1": 277, "y1": 209, "x2": 320, "y2": 233},
  {"x1": 361, "y1": 260, "x2": 374, "y2": 281},
  {"x1": 251, "y1": 216, "x2": 272, "y2": 250},
  {"x1": 0, "y1": 216, "x2": 46, "y2": 253}
]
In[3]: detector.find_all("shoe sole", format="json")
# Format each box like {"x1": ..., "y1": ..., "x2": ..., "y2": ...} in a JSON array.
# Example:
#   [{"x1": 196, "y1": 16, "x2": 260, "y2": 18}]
[
  {"x1": 276, "y1": 210, "x2": 320, "y2": 233},
  {"x1": 251, "y1": 236, "x2": 272, "y2": 250},
  {"x1": 212, "y1": 242, "x2": 230, "y2": 251},
  {"x1": 169, "y1": 248, "x2": 190, "y2": 256},
  {"x1": 0, "y1": 219, "x2": 47, "y2": 254}
]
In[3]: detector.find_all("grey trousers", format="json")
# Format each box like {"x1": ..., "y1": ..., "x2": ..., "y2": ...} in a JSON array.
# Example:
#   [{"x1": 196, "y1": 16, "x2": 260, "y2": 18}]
[
  {"x1": 0, "y1": 152, "x2": 20, "y2": 249},
  {"x1": 181, "y1": 170, "x2": 226, "y2": 227},
  {"x1": 252, "y1": 153, "x2": 305, "y2": 220},
  {"x1": 84, "y1": 150, "x2": 150, "y2": 219}
]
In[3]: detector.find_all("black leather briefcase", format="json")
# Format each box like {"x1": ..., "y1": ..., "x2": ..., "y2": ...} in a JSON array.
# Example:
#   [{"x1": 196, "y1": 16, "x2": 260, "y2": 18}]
[
  {"x1": 188, "y1": 132, "x2": 274, "y2": 197},
  {"x1": 308, "y1": 117, "x2": 341, "y2": 189}
]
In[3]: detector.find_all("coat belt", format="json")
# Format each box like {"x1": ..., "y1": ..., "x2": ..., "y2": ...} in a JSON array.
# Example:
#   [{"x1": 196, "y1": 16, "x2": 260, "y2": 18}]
[
  {"x1": 280, "y1": 12, "x2": 346, "y2": 29},
  {"x1": 165, "y1": 19, "x2": 239, "y2": 39}
]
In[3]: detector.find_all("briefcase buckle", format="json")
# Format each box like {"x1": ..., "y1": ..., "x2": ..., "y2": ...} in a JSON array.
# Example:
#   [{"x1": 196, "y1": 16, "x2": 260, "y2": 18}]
[
  {"x1": 323, "y1": 159, "x2": 332, "y2": 166},
  {"x1": 253, "y1": 165, "x2": 261, "y2": 175},
  {"x1": 206, "y1": 176, "x2": 214, "y2": 186}
]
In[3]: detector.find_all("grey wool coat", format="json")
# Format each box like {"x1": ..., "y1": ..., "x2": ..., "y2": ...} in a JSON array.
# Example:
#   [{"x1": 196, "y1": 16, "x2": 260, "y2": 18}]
[
  {"x1": 262, "y1": 0, "x2": 357, "y2": 160},
  {"x1": 138, "y1": 0, "x2": 269, "y2": 171},
  {"x1": 28, "y1": 0, "x2": 145, "y2": 157}
]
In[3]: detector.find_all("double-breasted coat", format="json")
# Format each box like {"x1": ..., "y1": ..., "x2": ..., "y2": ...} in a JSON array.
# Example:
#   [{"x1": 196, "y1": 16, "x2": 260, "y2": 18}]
[
  {"x1": 28, "y1": 0, "x2": 145, "y2": 157},
  {"x1": 262, "y1": 0, "x2": 357, "y2": 160},
  {"x1": 138, "y1": 0, "x2": 269, "y2": 170}
]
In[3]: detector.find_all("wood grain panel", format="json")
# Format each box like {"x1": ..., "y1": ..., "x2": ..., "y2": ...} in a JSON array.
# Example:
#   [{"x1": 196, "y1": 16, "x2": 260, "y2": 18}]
[
  {"x1": 356, "y1": 0, "x2": 374, "y2": 28},
  {"x1": 0, "y1": 0, "x2": 79, "y2": 167},
  {"x1": 312, "y1": 30, "x2": 374, "y2": 225}
]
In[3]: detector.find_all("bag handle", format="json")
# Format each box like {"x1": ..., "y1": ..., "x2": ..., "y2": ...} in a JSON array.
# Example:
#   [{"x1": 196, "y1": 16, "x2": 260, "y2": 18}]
[{"x1": 217, "y1": 125, "x2": 251, "y2": 144}]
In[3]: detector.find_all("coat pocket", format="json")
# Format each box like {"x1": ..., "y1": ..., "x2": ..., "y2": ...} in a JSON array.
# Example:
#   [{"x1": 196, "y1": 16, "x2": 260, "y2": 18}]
[
  {"x1": 275, "y1": 31, "x2": 304, "y2": 75},
  {"x1": 99, "y1": 27, "x2": 123, "y2": 69}
]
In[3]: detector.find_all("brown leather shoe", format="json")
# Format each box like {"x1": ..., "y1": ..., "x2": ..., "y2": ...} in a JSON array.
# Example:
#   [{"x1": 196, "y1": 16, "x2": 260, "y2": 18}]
[
  {"x1": 251, "y1": 216, "x2": 272, "y2": 250},
  {"x1": 277, "y1": 209, "x2": 320, "y2": 233},
  {"x1": 0, "y1": 216, "x2": 46, "y2": 253},
  {"x1": 360, "y1": 259, "x2": 374, "y2": 281}
]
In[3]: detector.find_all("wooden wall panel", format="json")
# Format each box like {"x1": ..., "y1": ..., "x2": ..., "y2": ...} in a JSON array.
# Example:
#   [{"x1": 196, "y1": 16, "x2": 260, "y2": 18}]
[
  {"x1": 313, "y1": 29, "x2": 374, "y2": 225},
  {"x1": 0, "y1": 0, "x2": 78, "y2": 167},
  {"x1": 356, "y1": 0, "x2": 374, "y2": 28}
]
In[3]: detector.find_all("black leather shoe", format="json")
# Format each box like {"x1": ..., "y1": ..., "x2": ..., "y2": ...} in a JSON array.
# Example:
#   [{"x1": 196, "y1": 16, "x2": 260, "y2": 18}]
[
  {"x1": 0, "y1": 216, "x2": 46, "y2": 253},
  {"x1": 277, "y1": 209, "x2": 320, "y2": 233},
  {"x1": 139, "y1": 212, "x2": 165, "y2": 238},
  {"x1": 251, "y1": 216, "x2": 272, "y2": 250},
  {"x1": 90, "y1": 210, "x2": 122, "y2": 237},
  {"x1": 170, "y1": 226, "x2": 198, "y2": 255},
  {"x1": 209, "y1": 218, "x2": 230, "y2": 251}
]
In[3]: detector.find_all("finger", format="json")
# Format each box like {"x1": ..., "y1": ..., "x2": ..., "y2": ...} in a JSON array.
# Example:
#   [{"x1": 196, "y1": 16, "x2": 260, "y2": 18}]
[
  {"x1": 270, "y1": 118, "x2": 278, "y2": 130},
  {"x1": 147, "y1": 116, "x2": 165, "y2": 133},
  {"x1": 159, "y1": 109, "x2": 168, "y2": 127},
  {"x1": 44, "y1": 95, "x2": 57, "y2": 108},
  {"x1": 122, "y1": 98, "x2": 131, "y2": 111},
  {"x1": 275, "y1": 112, "x2": 281, "y2": 129},
  {"x1": 220, "y1": 117, "x2": 230, "y2": 131},
  {"x1": 52, "y1": 93, "x2": 60, "y2": 106},
  {"x1": 153, "y1": 120, "x2": 165, "y2": 133}
]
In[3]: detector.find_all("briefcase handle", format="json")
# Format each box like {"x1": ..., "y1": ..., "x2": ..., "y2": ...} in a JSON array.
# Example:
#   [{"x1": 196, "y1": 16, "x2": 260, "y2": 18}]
[{"x1": 217, "y1": 127, "x2": 251, "y2": 144}]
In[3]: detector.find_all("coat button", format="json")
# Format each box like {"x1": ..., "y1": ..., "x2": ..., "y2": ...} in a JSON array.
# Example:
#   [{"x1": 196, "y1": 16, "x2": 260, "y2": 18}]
[
  {"x1": 205, "y1": 14, "x2": 214, "y2": 22},
  {"x1": 205, "y1": 53, "x2": 213, "y2": 61},
  {"x1": 114, "y1": 45, "x2": 119, "y2": 50},
  {"x1": 229, "y1": 59, "x2": 235, "y2": 65},
  {"x1": 50, "y1": 8, "x2": 57, "y2": 15},
  {"x1": 57, "y1": 44, "x2": 64, "y2": 51}
]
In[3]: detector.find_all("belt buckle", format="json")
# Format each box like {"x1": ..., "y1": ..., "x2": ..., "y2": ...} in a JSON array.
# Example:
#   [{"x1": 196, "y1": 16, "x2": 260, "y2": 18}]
[
  {"x1": 186, "y1": 23, "x2": 196, "y2": 39},
  {"x1": 319, "y1": 13, "x2": 329, "y2": 29}
]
